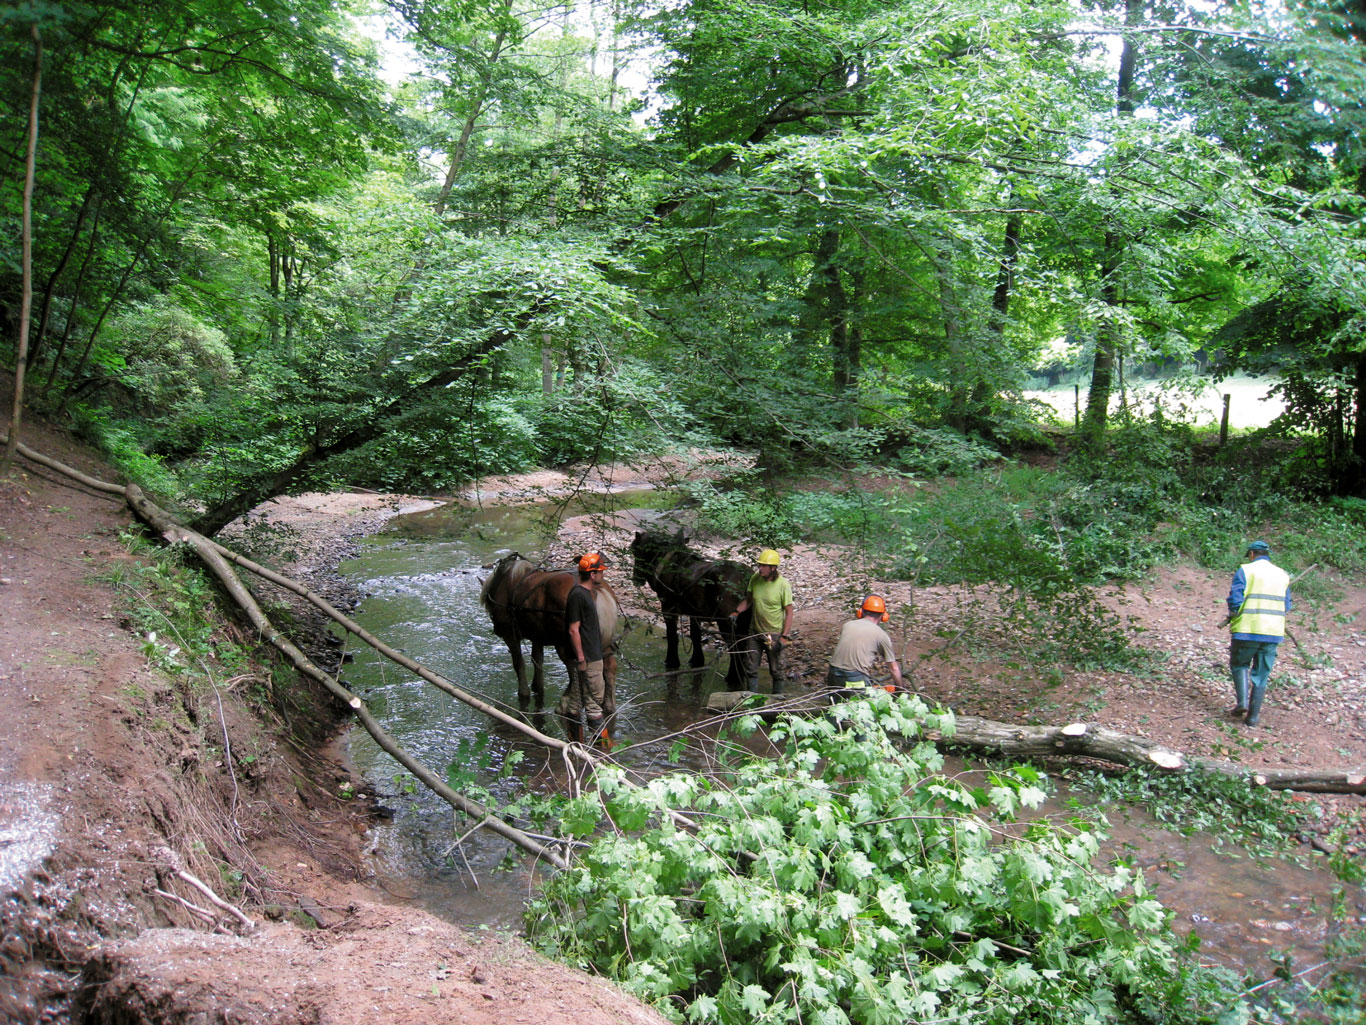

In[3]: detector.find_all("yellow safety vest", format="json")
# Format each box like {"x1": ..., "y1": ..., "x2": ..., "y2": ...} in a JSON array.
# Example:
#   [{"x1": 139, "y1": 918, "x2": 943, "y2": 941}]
[{"x1": 1231, "y1": 560, "x2": 1290, "y2": 638}]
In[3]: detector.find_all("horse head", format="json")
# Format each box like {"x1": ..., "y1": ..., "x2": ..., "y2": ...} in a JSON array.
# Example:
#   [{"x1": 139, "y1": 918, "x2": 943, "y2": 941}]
[
  {"x1": 631, "y1": 528, "x2": 694, "y2": 585},
  {"x1": 630, "y1": 531, "x2": 657, "y2": 587}
]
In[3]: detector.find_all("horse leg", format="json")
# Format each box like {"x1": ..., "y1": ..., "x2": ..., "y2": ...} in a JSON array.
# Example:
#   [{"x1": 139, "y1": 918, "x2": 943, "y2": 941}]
[
  {"x1": 719, "y1": 619, "x2": 745, "y2": 688},
  {"x1": 506, "y1": 636, "x2": 531, "y2": 709},
  {"x1": 688, "y1": 616, "x2": 707, "y2": 668},
  {"x1": 531, "y1": 640, "x2": 546, "y2": 710},
  {"x1": 663, "y1": 612, "x2": 681, "y2": 670}
]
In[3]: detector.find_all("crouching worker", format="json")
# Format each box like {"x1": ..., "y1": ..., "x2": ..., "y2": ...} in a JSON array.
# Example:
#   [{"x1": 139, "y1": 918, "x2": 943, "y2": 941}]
[{"x1": 826, "y1": 595, "x2": 903, "y2": 697}]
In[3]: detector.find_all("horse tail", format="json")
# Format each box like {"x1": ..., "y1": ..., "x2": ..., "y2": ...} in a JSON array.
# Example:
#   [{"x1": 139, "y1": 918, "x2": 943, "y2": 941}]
[{"x1": 595, "y1": 583, "x2": 624, "y2": 649}]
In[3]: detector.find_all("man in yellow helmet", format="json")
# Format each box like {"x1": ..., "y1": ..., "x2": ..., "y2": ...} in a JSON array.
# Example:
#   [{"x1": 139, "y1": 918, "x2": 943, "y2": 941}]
[
  {"x1": 1226, "y1": 540, "x2": 1291, "y2": 728},
  {"x1": 826, "y1": 595, "x2": 904, "y2": 694},
  {"x1": 731, "y1": 548, "x2": 793, "y2": 693}
]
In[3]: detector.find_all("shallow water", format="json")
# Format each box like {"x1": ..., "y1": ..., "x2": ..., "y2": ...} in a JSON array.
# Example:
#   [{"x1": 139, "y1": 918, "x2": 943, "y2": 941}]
[{"x1": 337, "y1": 495, "x2": 1365, "y2": 985}]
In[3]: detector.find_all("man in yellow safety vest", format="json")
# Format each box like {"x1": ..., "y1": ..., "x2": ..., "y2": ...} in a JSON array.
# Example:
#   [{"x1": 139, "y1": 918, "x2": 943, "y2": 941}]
[{"x1": 1226, "y1": 540, "x2": 1292, "y2": 728}]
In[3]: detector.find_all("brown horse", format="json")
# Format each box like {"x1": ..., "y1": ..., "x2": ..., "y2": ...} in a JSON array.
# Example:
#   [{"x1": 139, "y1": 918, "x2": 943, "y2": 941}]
[
  {"x1": 630, "y1": 529, "x2": 750, "y2": 687},
  {"x1": 479, "y1": 553, "x2": 622, "y2": 715}
]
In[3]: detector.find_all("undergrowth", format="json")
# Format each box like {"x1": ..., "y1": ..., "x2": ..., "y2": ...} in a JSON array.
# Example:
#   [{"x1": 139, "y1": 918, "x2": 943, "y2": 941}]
[
  {"x1": 527, "y1": 696, "x2": 1250, "y2": 1024},
  {"x1": 100, "y1": 529, "x2": 248, "y2": 685}
]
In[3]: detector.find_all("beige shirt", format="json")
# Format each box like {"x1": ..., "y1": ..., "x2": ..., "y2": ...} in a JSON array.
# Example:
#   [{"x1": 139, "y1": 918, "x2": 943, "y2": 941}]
[{"x1": 829, "y1": 616, "x2": 896, "y2": 676}]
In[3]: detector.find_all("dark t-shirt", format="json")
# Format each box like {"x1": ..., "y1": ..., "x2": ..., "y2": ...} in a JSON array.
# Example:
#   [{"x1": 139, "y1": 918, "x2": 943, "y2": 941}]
[{"x1": 565, "y1": 583, "x2": 603, "y2": 662}]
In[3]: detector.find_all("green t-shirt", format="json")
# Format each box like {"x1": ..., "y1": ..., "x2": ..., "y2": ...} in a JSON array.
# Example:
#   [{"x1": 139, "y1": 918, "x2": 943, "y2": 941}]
[{"x1": 746, "y1": 573, "x2": 793, "y2": 634}]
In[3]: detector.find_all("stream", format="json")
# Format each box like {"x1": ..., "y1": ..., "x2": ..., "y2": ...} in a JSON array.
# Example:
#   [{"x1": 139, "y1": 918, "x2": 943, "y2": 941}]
[{"x1": 335, "y1": 494, "x2": 1364, "y2": 989}]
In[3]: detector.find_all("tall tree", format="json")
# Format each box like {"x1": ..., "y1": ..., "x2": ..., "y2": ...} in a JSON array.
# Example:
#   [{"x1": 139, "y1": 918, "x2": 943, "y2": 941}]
[{"x1": 2, "y1": 21, "x2": 41, "y2": 476}]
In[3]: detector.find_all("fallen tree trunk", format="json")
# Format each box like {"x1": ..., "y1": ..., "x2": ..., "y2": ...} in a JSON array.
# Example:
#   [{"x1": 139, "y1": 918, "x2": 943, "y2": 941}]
[
  {"x1": 945, "y1": 716, "x2": 1366, "y2": 794},
  {"x1": 705, "y1": 690, "x2": 1366, "y2": 795}
]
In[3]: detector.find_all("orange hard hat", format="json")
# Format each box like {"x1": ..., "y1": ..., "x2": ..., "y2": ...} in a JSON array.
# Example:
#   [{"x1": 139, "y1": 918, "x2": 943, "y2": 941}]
[
  {"x1": 860, "y1": 595, "x2": 889, "y2": 622},
  {"x1": 578, "y1": 551, "x2": 609, "y2": 572}
]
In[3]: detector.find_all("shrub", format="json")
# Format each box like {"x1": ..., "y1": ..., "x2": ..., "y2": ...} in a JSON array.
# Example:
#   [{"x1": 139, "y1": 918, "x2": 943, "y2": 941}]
[{"x1": 527, "y1": 697, "x2": 1245, "y2": 1025}]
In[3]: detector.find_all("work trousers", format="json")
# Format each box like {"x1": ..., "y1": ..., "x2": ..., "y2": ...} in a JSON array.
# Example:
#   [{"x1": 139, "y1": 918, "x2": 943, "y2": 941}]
[
  {"x1": 562, "y1": 659, "x2": 607, "y2": 720},
  {"x1": 1229, "y1": 638, "x2": 1279, "y2": 724},
  {"x1": 744, "y1": 632, "x2": 784, "y2": 692}
]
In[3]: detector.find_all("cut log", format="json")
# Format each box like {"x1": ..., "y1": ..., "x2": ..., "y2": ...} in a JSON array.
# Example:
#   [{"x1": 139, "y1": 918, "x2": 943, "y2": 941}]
[
  {"x1": 700, "y1": 689, "x2": 1366, "y2": 795},
  {"x1": 940, "y1": 716, "x2": 1366, "y2": 794}
]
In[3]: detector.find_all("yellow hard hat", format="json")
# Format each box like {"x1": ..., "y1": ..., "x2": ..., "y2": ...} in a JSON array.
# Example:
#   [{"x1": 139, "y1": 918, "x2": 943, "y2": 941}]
[{"x1": 757, "y1": 549, "x2": 781, "y2": 567}]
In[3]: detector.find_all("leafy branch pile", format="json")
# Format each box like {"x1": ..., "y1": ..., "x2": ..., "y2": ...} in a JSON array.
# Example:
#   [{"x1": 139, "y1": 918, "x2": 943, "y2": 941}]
[{"x1": 527, "y1": 696, "x2": 1245, "y2": 1024}]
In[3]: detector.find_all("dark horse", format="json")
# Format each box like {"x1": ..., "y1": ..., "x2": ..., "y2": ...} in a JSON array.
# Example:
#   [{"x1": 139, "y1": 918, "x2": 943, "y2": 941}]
[
  {"x1": 630, "y1": 529, "x2": 750, "y2": 687},
  {"x1": 480, "y1": 553, "x2": 621, "y2": 715}
]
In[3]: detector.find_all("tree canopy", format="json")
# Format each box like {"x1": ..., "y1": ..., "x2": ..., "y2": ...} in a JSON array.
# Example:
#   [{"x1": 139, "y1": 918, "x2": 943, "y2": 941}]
[{"x1": 4, "y1": 0, "x2": 1366, "y2": 511}]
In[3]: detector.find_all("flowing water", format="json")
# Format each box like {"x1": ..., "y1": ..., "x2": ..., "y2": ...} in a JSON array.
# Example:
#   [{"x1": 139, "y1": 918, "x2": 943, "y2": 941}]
[{"x1": 336, "y1": 494, "x2": 1364, "y2": 987}]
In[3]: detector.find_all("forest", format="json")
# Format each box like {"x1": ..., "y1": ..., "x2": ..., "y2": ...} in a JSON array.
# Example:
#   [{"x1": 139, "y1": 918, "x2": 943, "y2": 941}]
[
  {"x1": 3, "y1": 0, "x2": 1365, "y2": 518},
  {"x1": 3, "y1": 0, "x2": 1366, "y2": 1023}
]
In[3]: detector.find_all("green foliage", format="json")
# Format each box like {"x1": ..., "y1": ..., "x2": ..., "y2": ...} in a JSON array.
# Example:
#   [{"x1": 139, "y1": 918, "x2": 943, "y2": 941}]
[
  {"x1": 685, "y1": 477, "x2": 803, "y2": 547},
  {"x1": 1066, "y1": 765, "x2": 1314, "y2": 859},
  {"x1": 888, "y1": 426, "x2": 1001, "y2": 477},
  {"x1": 445, "y1": 734, "x2": 525, "y2": 817},
  {"x1": 95, "y1": 296, "x2": 238, "y2": 415},
  {"x1": 68, "y1": 404, "x2": 182, "y2": 500},
  {"x1": 527, "y1": 697, "x2": 1246, "y2": 1024},
  {"x1": 101, "y1": 531, "x2": 244, "y2": 684}
]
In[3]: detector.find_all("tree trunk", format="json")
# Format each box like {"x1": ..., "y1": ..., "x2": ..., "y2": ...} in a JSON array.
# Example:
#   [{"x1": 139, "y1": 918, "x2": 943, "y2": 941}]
[
  {"x1": 1349, "y1": 352, "x2": 1366, "y2": 495},
  {"x1": 940, "y1": 716, "x2": 1366, "y2": 794},
  {"x1": 26, "y1": 184, "x2": 96, "y2": 372},
  {"x1": 2, "y1": 25, "x2": 42, "y2": 477},
  {"x1": 845, "y1": 265, "x2": 865, "y2": 429},
  {"x1": 703, "y1": 692, "x2": 1366, "y2": 794},
  {"x1": 41, "y1": 208, "x2": 102, "y2": 395},
  {"x1": 989, "y1": 212, "x2": 1021, "y2": 330},
  {"x1": 1080, "y1": 0, "x2": 1142, "y2": 449},
  {"x1": 939, "y1": 252, "x2": 970, "y2": 432},
  {"x1": 817, "y1": 230, "x2": 854, "y2": 402}
]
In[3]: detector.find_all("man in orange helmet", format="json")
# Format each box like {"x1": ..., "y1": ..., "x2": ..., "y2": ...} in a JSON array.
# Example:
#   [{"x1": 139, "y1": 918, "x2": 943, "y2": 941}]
[
  {"x1": 826, "y1": 594, "x2": 904, "y2": 694},
  {"x1": 564, "y1": 551, "x2": 610, "y2": 744}
]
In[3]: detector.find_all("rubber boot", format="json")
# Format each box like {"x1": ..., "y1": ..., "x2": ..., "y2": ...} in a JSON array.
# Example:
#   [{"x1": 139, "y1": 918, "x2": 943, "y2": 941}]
[
  {"x1": 587, "y1": 717, "x2": 611, "y2": 750},
  {"x1": 1230, "y1": 667, "x2": 1249, "y2": 715},
  {"x1": 1245, "y1": 683, "x2": 1265, "y2": 727},
  {"x1": 561, "y1": 714, "x2": 584, "y2": 744}
]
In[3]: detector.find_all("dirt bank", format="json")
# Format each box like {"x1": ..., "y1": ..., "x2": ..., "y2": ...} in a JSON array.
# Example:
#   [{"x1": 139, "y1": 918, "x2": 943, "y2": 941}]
[{"x1": 0, "y1": 416, "x2": 668, "y2": 1025}]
